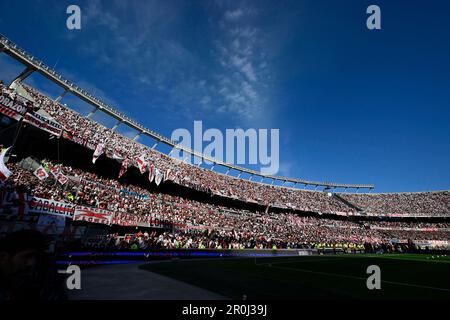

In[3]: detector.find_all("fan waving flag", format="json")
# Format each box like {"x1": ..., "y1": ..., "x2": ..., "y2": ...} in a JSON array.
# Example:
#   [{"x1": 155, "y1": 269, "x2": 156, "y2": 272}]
[
  {"x1": 0, "y1": 147, "x2": 12, "y2": 183},
  {"x1": 136, "y1": 154, "x2": 148, "y2": 174},
  {"x1": 92, "y1": 143, "x2": 105, "y2": 164},
  {"x1": 148, "y1": 164, "x2": 155, "y2": 183},
  {"x1": 119, "y1": 158, "x2": 130, "y2": 178}
]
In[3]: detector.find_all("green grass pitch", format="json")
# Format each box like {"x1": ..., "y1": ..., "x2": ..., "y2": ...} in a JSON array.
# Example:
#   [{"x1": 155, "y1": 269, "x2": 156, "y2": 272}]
[{"x1": 140, "y1": 254, "x2": 450, "y2": 299}]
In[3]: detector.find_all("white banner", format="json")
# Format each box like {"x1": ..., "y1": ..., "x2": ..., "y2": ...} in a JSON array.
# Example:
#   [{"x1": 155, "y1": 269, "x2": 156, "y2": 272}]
[
  {"x1": 28, "y1": 197, "x2": 76, "y2": 218},
  {"x1": 73, "y1": 205, "x2": 114, "y2": 225},
  {"x1": 23, "y1": 112, "x2": 63, "y2": 136}
]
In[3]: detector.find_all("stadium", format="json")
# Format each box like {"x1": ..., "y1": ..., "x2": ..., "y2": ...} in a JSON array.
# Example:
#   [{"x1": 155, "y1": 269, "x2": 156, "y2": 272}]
[{"x1": 0, "y1": 1, "x2": 450, "y2": 305}]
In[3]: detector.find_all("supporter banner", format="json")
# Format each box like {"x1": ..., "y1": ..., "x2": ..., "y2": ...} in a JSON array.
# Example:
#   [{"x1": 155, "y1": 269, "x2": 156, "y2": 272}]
[
  {"x1": 0, "y1": 92, "x2": 27, "y2": 121},
  {"x1": 112, "y1": 213, "x2": 138, "y2": 227},
  {"x1": 135, "y1": 215, "x2": 177, "y2": 229},
  {"x1": 73, "y1": 206, "x2": 114, "y2": 225},
  {"x1": 414, "y1": 240, "x2": 450, "y2": 248},
  {"x1": 49, "y1": 166, "x2": 59, "y2": 178},
  {"x1": 111, "y1": 213, "x2": 173, "y2": 228},
  {"x1": 23, "y1": 112, "x2": 63, "y2": 136},
  {"x1": 28, "y1": 197, "x2": 75, "y2": 218},
  {"x1": 56, "y1": 172, "x2": 68, "y2": 185},
  {"x1": 0, "y1": 105, "x2": 22, "y2": 121},
  {"x1": 33, "y1": 165, "x2": 49, "y2": 180},
  {"x1": 120, "y1": 189, "x2": 149, "y2": 200},
  {"x1": 49, "y1": 167, "x2": 69, "y2": 185}
]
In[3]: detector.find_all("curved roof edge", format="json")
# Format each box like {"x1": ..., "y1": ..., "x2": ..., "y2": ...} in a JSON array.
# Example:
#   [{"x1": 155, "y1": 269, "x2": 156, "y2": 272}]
[{"x1": 1, "y1": 33, "x2": 374, "y2": 190}]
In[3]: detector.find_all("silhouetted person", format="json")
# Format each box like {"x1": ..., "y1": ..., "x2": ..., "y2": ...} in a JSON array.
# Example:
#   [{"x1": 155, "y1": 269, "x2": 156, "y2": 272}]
[{"x1": 0, "y1": 230, "x2": 67, "y2": 300}]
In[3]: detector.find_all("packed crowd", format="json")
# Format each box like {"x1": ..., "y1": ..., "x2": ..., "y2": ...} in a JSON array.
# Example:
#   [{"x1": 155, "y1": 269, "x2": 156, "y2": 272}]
[
  {"x1": 84, "y1": 222, "x2": 448, "y2": 251},
  {"x1": 2, "y1": 159, "x2": 450, "y2": 248},
  {"x1": 340, "y1": 192, "x2": 450, "y2": 216},
  {"x1": 3, "y1": 83, "x2": 447, "y2": 217}
]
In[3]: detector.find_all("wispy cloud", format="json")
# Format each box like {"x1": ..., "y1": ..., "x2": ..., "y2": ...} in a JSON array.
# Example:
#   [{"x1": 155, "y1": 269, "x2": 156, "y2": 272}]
[
  {"x1": 209, "y1": 5, "x2": 271, "y2": 121},
  {"x1": 60, "y1": 0, "x2": 278, "y2": 126}
]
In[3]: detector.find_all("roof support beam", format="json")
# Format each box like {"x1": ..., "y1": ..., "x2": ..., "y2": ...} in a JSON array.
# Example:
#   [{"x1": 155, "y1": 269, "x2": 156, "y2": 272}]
[
  {"x1": 87, "y1": 107, "x2": 98, "y2": 119},
  {"x1": 133, "y1": 133, "x2": 141, "y2": 141},
  {"x1": 55, "y1": 88, "x2": 68, "y2": 102},
  {"x1": 111, "y1": 120, "x2": 121, "y2": 131},
  {"x1": 10, "y1": 66, "x2": 34, "y2": 86}
]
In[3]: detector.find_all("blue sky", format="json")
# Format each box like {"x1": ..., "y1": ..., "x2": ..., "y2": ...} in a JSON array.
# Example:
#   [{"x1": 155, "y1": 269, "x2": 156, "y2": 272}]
[{"x1": 0, "y1": 0, "x2": 449, "y2": 192}]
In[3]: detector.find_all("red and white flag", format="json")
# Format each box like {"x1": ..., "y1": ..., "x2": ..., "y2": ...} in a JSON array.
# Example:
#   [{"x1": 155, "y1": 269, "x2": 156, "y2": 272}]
[
  {"x1": 136, "y1": 154, "x2": 148, "y2": 174},
  {"x1": 56, "y1": 172, "x2": 68, "y2": 185},
  {"x1": 119, "y1": 158, "x2": 130, "y2": 178},
  {"x1": 0, "y1": 147, "x2": 12, "y2": 183},
  {"x1": 92, "y1": 143, "x2": 105, "y2": 164},
  {"x1": 112, "y1": 152, "x2": 123, "y2": 161},
  {"x1": 148, "y1": 164, "x2": 155, "y2": 183},
  {"x1": 164, "y1": 168, "x2": 176, "y2": 182},
  {"x1": 155, "y1": 169, "x2": 163, "y2": 186},
  {"x1": 33, "y1": 166, "x2": 49, "y2": 181}
]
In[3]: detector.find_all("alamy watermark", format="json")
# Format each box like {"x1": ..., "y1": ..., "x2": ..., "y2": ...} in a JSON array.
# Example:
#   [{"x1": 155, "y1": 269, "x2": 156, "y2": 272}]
[
  {"x1": 366, "y1": 265, "x2": 381, "y2": 290},
  {"x1": 367, "y1": 5, "x2": 381, "y2": 30},
  {"x1": 66, "y1": 5, "x2": 81, "y2": 30},
  {"x1": 58, "y1": 264, "x2": 82, "y2": 290},
  {"x1": 171, "y1": 121, "x2": 280, "y2": 175}
]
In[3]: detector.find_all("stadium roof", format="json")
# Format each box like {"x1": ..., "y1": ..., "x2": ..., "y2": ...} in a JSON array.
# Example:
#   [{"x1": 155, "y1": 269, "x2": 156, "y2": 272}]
[{"x1": 0, "y1": 33, "x2": 374, "y2": 191}]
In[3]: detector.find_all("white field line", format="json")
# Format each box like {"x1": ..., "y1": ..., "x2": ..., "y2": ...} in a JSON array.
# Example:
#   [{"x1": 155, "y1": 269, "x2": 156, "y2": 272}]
[
  {"x1": 254, "y1": 256, "x2": 347, "y2": 266},
  {"x1": 261, "y1": 263, "x2": 450, "y2": 292}
]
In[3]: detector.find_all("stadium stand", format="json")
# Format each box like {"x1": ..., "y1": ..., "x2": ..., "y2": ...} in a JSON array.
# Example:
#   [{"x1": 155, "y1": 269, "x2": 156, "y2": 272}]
[
  {"x1": 1, "y1": 80, "x2": 450, "y2": 251},
  {"x1": 2, "y1": 83, "x2": 449, "y2": 218}
]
